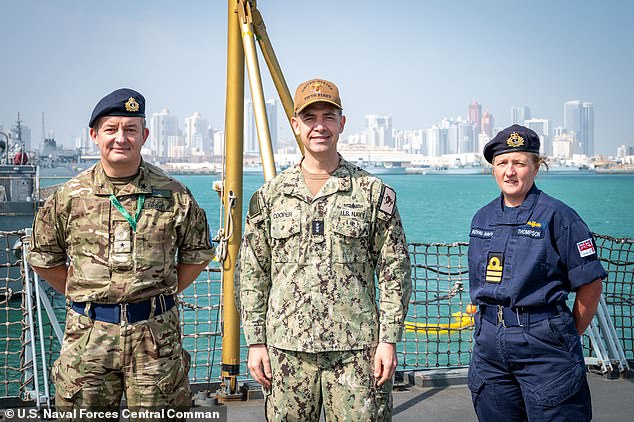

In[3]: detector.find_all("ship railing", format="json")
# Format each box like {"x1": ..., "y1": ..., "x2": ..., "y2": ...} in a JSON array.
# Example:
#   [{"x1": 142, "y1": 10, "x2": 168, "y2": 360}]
[{"x1": 1, "y1": 231, "x2": 632, "y2": 407}]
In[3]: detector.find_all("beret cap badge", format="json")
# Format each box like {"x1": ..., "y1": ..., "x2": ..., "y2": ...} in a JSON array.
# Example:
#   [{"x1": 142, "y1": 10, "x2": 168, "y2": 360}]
[
  {"x1": 506, "y1": 132, "x2": 525, "y2": 148},
  {"x1": 125, "y1": 97, "x2": 140, "y2": 113}
]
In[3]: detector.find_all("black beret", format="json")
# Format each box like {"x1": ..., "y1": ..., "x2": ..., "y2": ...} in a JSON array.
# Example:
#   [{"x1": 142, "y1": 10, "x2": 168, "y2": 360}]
[
  {"x1": 483, "y1": 124, "x2": 540, "y2": 163},
  {"x1": 89, "y1": 88, "x2": 146, "y2": 128}
]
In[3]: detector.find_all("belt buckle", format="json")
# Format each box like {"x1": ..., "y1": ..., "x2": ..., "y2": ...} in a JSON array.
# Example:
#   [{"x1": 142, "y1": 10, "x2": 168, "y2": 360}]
[
  {"x1": 120, "y1": 303, "x2": 128, "y2": 326},
  {"x1": 497, "y1": 305, "x2": 506, "y2": 327}
]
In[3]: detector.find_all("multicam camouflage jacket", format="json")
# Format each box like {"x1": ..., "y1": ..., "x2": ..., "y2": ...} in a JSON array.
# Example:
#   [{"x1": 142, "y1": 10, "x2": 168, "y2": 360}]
[
  {"x1": 237, "y1": 158, "x2": 412, "y2": 352},
  {"x1": 28, "y1": 161, "x2": 214, "y2": 303}
]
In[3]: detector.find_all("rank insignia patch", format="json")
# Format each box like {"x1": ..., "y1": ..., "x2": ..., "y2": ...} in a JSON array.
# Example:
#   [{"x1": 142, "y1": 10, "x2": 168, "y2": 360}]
[
  {"x1": 485, "y1": 252, "x2": 504, "y2": 283},
  {"x1": 312, "y1": 220, "x2": 324, "y2": 235}
]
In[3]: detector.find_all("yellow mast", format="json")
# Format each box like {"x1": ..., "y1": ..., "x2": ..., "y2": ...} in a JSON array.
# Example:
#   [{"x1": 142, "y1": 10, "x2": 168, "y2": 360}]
[
  {"x1": 238, "y1": 0, "x2": 277, "y2": 181},
  {"x1": 218, "y1": 0, "x2": 245, "y2": 399},
  {"x1": 251, "y1": 7, "x2": 303, "y2": 154},
  {"x1": 218, "y1": 0, "x2": 303, "y2": 398}
]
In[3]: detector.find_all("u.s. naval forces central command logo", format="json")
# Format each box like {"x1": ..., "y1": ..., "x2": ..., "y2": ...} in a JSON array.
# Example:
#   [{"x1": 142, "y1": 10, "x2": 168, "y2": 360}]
[
  {"x1": 125, "y1": 97, "x2": 140, "y2": 112},
  {"x1": 506, "y1": 132, "x2": 525, "y2": 148}
]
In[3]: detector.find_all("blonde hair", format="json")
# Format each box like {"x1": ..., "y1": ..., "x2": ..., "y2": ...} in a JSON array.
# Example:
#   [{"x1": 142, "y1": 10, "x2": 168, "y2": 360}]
[{"x1": 530, "y1": 153, "x2": 549, "y2": 171}]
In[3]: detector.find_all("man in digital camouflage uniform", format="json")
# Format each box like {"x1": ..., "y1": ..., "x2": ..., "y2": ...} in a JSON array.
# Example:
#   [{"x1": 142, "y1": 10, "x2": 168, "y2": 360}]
[
  {"x1": 237, "y1": 78, "x2": 412, "y2": 421},
  {"x1": 28, "y1": 88, "x2": 214, "y2": 420}
]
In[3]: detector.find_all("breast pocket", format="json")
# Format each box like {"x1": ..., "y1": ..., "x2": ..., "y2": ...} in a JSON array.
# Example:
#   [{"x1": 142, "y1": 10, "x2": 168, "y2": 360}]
[
  {"x1": 136, "y1": 208, "x2": 172, "y2": 270},
  {"x1": 331, "y1": 217, "x2": 371, "y2": 263},
  {"x1": 270, "y1": 218, "x2": 300, "y2": 263},
  {"x1": 513, "y1": 231, "x2": 547, "y2": 280},
  {"x1": 68, "y1": 198, "x2": 110, "y2": 282}
]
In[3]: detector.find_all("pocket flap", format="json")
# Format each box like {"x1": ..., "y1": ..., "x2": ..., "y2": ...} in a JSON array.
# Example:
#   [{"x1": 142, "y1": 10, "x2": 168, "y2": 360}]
[
  {"x1": 534, "y1": 363, "x2": 585, "y2": 407},
  {"x1": 52, "y1": 358, "x2": 83, "y2": 400},
  {"x1": 270, "y1": 219, "x2": 300, "y2": 239},
  {"x1": 332, "y1": 218, "x2": 370, "y2": 238}
]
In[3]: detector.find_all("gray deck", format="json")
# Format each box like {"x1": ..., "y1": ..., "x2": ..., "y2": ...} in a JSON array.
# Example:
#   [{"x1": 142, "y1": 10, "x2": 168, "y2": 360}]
[
  {"x1": 0, "y1": 371, "x2": 631, "y2": 421},
  {"x1": 197, "y1": 369, "x2": 633, "y2": 421}
]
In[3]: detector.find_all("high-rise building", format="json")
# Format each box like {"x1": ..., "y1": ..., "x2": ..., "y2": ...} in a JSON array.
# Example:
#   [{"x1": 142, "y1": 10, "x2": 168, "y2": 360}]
[
  {"x1": 363, "y1": 114, "x2": 393, "y2": 148},
  {"x1": 443, "y1": 117, "x2": 475, "y2": 154},
  {"x1": 552, "y1": 133, "x2": 575, "y2": 159},
  {"x1": 266, "y1": 99, "x2": 278, "y2": 153},
  {"x1": 150, "y1": 109, "x2": 179, "y2": 159},
  {"x1": 425, "y1": 125, "x2": 442, "y2": 157},
  {"x1": 459, "y1": 121, "x2": 476, "y2": 153},
  {"x1": 185, "y1": 112, "x2": 212, "y2": 157},
  {"x1": 481, "y1": 111, "x2": 495, "y2": 138},
  {"x1": 477, "y1": 133, "x2": 490, "y2": 158},
  {"x1": 244, "y1": 98, "x2": 278, "y2": 154},
  {"x1": 511, "y1": 106, "x2": 531, "y2": 125},
  {"x1": 582, "y1": 102, "x2": 594, "y2": 156},
  {"x1": 395, "y1": 129, "x2": 424, "y2": 154},
  {"x1": 616, "y1": 144, "x2": 634, "y2": 158},
  {"x1": 524, "y1": 118, "x2": 550, "y2": 155},
  {"x1": 564, "y1": 100, "x2": 594, "y2": 156},
  {"x1": 468, "y1": 101, "x2": 482, "y2": 135},
  {"x1": 213, "y1": 130, "x2": 224, "y2": 156},
  {"x1": 553, "y1": 126, "x2": 566, "y2": 137}
]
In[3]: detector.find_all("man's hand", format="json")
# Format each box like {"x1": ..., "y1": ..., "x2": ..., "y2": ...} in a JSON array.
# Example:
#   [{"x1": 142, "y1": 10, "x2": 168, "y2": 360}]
[
  {"x1": 374, "y1": 342, "x2": 397, "y2": 386},
  {"x1": 247, "y1": 344, "x2": 272, "y2": 388}
]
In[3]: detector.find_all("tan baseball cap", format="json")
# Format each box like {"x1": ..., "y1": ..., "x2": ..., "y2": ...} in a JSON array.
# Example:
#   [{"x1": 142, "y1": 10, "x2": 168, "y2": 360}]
[{"x1": 293, "y1": 78, "x2": 342, "y2": 114}]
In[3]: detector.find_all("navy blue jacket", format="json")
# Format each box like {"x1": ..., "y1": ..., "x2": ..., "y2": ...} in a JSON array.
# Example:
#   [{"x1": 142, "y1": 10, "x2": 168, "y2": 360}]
[{"x1": 468, "y1": 184, "x2": 606, "y2": 308}]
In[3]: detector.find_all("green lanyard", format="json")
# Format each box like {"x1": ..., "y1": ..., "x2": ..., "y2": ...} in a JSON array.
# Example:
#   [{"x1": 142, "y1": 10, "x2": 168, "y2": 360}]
[{"x1": 109, "y1": 194, "x2": 145, "y2": 232}]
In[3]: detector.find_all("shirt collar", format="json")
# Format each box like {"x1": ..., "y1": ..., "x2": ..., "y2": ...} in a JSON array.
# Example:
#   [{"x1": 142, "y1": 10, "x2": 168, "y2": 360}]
[
  {"x1": 93, "y1": 160, "x2": 153, "y2": 196},
  {"x1": 282, "y1": 154, "x2": 352, "y2": 201},
  {"x1": 495, "y1": 183, "x2": 541, "y2": 224}
]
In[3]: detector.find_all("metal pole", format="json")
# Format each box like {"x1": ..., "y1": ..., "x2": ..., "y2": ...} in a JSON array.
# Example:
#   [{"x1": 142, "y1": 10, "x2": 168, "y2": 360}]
[
  {"x1": 22, "y1": 238, "x2": 42, "y2": 408},
  {"x1": 251, "y1": 6, "x2": 304, "y2": 155},
  {"x1": 23, "y1": 229, "x2": 51, "y2": 409},
  {"x1": 218, "y1": 0, "x2": 245, "y2": 399},
  {"x1": 239, "y1": 0, "x2": 277, "y2": 181}
]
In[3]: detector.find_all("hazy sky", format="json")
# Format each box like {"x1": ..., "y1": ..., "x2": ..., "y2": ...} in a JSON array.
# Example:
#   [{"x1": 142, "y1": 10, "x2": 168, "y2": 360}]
[{"x1": 1, "y1": 0, "x2": 632, "y2": 154}]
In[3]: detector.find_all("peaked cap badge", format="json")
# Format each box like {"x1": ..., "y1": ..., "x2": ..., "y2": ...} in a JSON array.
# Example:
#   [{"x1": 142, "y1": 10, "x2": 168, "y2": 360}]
[
  {"x1": 506, "y1": 132, "x2": 525, "y2": 148},
  {"x1": 125, "y1": 97, "x2": 140, "y2": 112}
]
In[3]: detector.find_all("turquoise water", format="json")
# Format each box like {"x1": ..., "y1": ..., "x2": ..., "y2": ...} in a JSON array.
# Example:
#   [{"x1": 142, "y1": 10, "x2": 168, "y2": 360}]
[
  {"x1": 178, "y1": 172, "x2": 634, "y2": 242},
  {"x1": 22, "y1": 171, "x2": 632, "y2": 382}
]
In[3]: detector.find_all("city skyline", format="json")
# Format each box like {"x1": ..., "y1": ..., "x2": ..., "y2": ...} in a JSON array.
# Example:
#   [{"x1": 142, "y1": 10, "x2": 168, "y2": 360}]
[
  {"x1": 0, "y1": 96, "x2": 605, "y2": 161},
  {"x1": 1, "y1": 1, "x2": 632, "y2": 155}
]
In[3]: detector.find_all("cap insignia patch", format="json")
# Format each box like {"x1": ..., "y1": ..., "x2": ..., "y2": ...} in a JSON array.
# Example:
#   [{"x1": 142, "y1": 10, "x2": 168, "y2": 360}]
[
  {"x1": 506, "y1": 132, "x2": 525, "y2": 148},
  {"x1": 125, "y1": 97, "x2": 140, "y2": 112},
  {"x1": 309, "y1": 81, "x2": 322, "y2": 93}
]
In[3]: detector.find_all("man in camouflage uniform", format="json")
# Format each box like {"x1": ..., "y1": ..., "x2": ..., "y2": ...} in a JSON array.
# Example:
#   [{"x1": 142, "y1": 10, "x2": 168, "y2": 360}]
[
  {"x1": 237, "y1": 79, "x2": 412, "y2": 421},
  {"x1": 28, "y1": 88, "x2": 214, "y2": 419}
]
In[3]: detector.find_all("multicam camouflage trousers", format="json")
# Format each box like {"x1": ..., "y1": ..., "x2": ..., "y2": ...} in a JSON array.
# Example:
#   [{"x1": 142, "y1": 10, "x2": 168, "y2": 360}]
[
  {"x1": 265, "y1": 346, "x2": 393, "y2": 422},
  {"x1": 51, "y1": 306, "x2": 191, "y2": 421}
]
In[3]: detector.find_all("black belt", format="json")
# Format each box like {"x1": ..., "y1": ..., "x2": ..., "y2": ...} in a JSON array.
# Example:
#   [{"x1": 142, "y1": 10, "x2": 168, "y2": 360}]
[
  {"x1": 480, "y1": 303, "x2": 564, "y2": 327},
  {"x1": 71, "y1": 294, "x2": 176, "y2": 324}
]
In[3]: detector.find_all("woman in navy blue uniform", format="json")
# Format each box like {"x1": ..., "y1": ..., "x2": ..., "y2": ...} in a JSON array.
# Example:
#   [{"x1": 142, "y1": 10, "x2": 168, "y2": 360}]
[{"x1": 468, "y1": 124, "x2": 606, "y2": 421}]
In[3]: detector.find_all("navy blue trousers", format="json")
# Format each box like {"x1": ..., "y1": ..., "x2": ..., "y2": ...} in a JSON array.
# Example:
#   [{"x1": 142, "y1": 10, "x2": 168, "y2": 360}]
[{"x1": 468, "y1": 307, "x2": 591, "y2": 422}]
